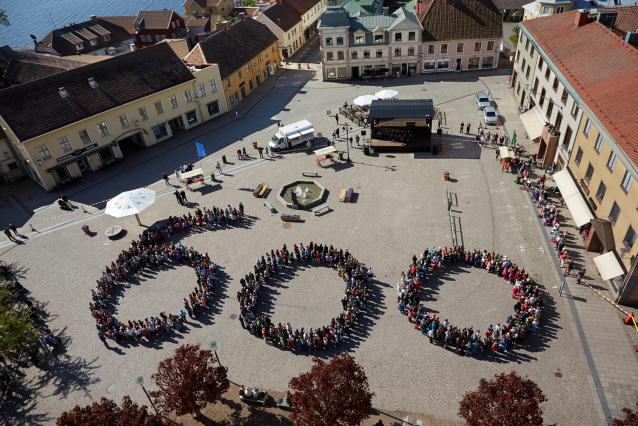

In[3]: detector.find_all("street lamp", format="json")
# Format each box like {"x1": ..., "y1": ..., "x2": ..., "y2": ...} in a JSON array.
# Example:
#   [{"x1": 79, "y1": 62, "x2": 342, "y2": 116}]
[
  {"x1": 135, "y1": 376, "x2": 159, "y2": 415},
  {"x1": 342, "y1": 123, "x2": 352, "y2": 162},
  {"x1": 209, "y1": 340, "x2": 222, "y2": 367}
]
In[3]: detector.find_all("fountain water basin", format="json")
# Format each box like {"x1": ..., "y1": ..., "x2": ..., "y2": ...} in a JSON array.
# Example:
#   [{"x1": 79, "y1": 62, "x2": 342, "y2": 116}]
[{"x1": 277, "y1": 180, "x2": 326, "y2": 210}]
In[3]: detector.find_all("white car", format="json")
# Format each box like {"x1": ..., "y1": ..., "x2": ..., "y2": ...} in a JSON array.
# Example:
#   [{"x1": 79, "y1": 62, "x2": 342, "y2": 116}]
[
  {"x1": 475, "y1": 91, "x2": 491, "y2": 109},
  {"x1": 483, "y1": 107, "x2": 498, "y2": 125}
]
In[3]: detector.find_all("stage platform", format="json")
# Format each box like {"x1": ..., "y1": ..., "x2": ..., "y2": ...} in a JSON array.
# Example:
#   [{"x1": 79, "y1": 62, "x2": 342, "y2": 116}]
[{"x1": 370, "y1": 137, "x2": 432, "y2": 153}]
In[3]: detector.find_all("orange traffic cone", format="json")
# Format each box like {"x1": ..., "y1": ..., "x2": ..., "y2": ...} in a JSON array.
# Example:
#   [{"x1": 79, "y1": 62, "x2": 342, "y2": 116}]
[{"x1": 623, "y1": 312, "x2": 634, "y2": 325}]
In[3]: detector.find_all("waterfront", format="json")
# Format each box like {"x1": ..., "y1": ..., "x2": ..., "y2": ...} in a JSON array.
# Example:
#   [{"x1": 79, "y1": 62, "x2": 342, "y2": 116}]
[{"x1": 0, "y1": 0, "x2": 182, "y2": 48}]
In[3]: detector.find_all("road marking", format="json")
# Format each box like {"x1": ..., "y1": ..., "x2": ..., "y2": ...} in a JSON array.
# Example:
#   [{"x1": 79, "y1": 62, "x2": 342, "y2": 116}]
[{"x1": 520, "y1": 244, "x2": 527, "y2": 252}]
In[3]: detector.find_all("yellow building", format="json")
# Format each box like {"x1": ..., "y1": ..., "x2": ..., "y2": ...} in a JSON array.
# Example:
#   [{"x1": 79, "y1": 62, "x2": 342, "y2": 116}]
[
  {"x1": 0, "y1": 42, "x2": 228, "y2": 191},
  {"x1": 183, "y1": 0, "x2": 234, "y2": 17},
  {"x1": 185, "y1": 16, "x2": 281, "y2": 110}
]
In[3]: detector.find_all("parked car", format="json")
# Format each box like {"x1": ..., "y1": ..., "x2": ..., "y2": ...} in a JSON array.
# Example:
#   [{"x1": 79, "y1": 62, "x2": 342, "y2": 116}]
[
  {"x1": 475, "y1": 91, "x2": 491, "y2": 109},
  {"x1": 483, "y1": 106, "x2": 498, "y2": 125}
]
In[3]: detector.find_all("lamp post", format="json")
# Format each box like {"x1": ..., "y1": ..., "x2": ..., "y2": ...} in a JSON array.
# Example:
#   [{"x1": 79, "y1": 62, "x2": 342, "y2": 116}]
[
  {"x1": 135, "y1": 376, "x2": 159, "y2": 415},
  {"x1": 209, "y1": 340, "x2": 222, "y2": 367},
  {"x1": 342, "y1": 123, "x2": 352, "y2": 162}
]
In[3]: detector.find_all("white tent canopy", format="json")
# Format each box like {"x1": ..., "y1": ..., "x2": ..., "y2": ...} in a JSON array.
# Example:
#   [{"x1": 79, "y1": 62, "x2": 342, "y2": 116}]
[
  {"x1": 354, "y1": 95, "x2": 378, "y2": 107},
  {"x1": 520, "y1": 108, "x2": 544, "y2": 140},
  {"x1": 105, "y1": 188, "x2": 156, "y2": 225},
  {"x1": 314, "y1": 145, "x2": 336, "y2": 157},
  {"x1": 374, "y1": 89, "x2": 399, "y2": 99},
  {"x1": 593, "y1": 251, "x2": 625, "y2": 281},
  {"x1": 499, "y1": 146, "x2": 515, "y2": 159},
  {"x1": 552, "y1": 169, "x2": 594, "y2": 227}
]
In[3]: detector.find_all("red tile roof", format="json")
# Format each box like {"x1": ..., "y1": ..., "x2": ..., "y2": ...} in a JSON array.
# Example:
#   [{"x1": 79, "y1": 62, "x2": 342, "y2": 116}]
[
  {"x1": 597, "y1": 6, "x2": 638, "y2": 37},
  {"x1": 523, "y1": 11, "x2": 638, "y2": 165}
]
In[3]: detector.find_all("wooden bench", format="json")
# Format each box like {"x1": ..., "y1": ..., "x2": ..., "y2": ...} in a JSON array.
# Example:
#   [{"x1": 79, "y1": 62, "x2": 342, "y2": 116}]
[
  {"x1": 313, "y1": 205, "x2": 330, "y2": 216},
  {"x1": 339, "y1": 187, "x2": 353, "y2": 202},
  {"x1": 253, "y1": 183, "x2": 269, "y2": 198},
  {"x1": 302, "y1": 171, "x2": 320, "y2": 177},
  {"x1": 264, "y1": 200, "x2": 275, "y2": 213},
  {"x1": 280, "y1": 213, "x2": 301, "y2": 222}
]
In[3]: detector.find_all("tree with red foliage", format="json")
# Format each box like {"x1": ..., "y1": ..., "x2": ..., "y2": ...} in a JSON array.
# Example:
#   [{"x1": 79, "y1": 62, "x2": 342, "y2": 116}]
[
  {"x1": 56, "y1": 396, "x2": 166, "y2": 426},
  {"x1": 288, "y1": 354, "x2": 373, "y2": 426},
  {"x1": 150, "y1": 343, "x2": 229, "y2": 417},
  {"x1": 458, "y1": 372, "x2": 547, "y2": 426},
  {"x1": 612, "y1": 398, "x2": 638, "y2": 426}
]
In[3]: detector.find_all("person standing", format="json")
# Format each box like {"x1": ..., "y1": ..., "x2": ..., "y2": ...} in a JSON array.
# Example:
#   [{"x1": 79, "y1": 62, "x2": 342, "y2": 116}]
[
  {"x1": 242, "y1": 147, "x2": 248, "y2": 159},
  {"x1": 174, "y1": 190, "x2": 183, "y2": 205},
  {"x1": 466, "y1": 123, "x2": 471, "y2": 134},
  {"x1": 163, "y1": 174, "x2": 169, "y2": 185},
  {"x1": 460, "y1": 122, "x2": 464, "y2": 133},
  {"x1": 3, "y1": 227, "x2": 15, "y2": 242},
  {"x1": 576, "y1": 269, "x2": 586, "y2": 285},
  {"x1": 8, "y1": 224, "x2": 18, "y2": 236},
  {"x1": 258, "y1": 146, "x2": 264, "y2": 158},
  {"x1": 335, "y1": 113, "x2": 339, "y2": 124},
  {"x1": 175, "y1": 169, "x2": 180, "y2": 181},
  {"x1": 180, "y1": 190, "x2": 188, "y2": 204},
  {"x1": 216, "y1": 161, "x2": 222, "y2": 174},
  {"x1": 355, "y1": 135, "x2": 360, "y2": 146}
]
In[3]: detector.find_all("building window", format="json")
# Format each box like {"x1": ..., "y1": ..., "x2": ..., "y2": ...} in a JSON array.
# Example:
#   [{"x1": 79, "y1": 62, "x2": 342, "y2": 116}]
[
  {"x1": 538, "y1": 57, "x2": 544, "y2": 69},
  {"x1": 138, "y1": 106, "x2": 148, "y2": 121},
  {"x1": 394, "y1": 48, "x2": 401, "y2": 57},
  {"x1": 525, "y1": 65, "x2": 531, "y2": 79},
  {"x1": 326, "y1": 52, "x2": 333, "y2": 61},
  {"x1": 185, "y1": 110, "x2": 198, "y2": 125},
  {"x1": 468, "y1": 57, "x2": 480, "y2": 69},
  {"x1": 169, "y1": 95, "x2": 179, "y2": 110},
  {"x1": 363, "y1": 50, "x2": 370, "y2": 59},
  {"x1": 571, "y1": 103, "x2": 579, "y2": 118},
  {"x1": 487, "y1": 40, "x2": 495, "y2": 51},
  {"x1": 539, "y1": 88, "x2": 546, "y2": 107},
  {"x1": 58, "y1": 136, "x2": 72, "y2": 152},
  {"x1": 584, "y1": 119, "x2": 592, "y2": 137},
  {"x1": 624, "y1": 226, "x2": 636, "y2": 248},
  {"x1": 375, "y1": 34, "x2": 384, "y2": 43},
  {"x1": 441, "y1": 43, "x2": 448, "y2": 54},
  {"x1": 152, "y1": 123, "x2": 168, "y2": 139},
  {"x1": 481, "y1": 56, "x2": 494, "y2": 68},
  {"x1": 437, "y1": 59, "x2": 449, "y2": 70},
  {"x1": 474, "y1": 41, "x2": 482, "y2": 52},
  {"x1": 119, "y1": 114, "x2": 130, "y2": 129},
  {"x1": 230, "y1": 92, "x2": 240, "y2": 107},
  {"x1": 621, "y1": 171, "x2": 633, "y2": 193},
  {"x1": 336, "y1": 37, "x2": 344, "y2": 45},
  {"x1": 575, "y1": 147, "x2": 583, "y2": 165},
  {"x1": 530, "y1": 45, "x2": 535, "y2": 56},
  {"x1": 521, "y1": 58, "x2": 527, "y2": 71},
  {"x1": 238, "y1": 68, "x2": 243, "y2": 79},
  {"x1": 546, "y1": 101, "x2": 553, "y2": 119},
  {"x1": 545, "y1": 67, "x2": 550, "y2": 80},
  {"x1": 336, "y1": 51, "x2": 343, "y2": 60},
  {"x1": 37, "y1": 144, "x2": 52, "y2": 161},
  {"x1": 155, "y1": 101, "x2": 164, "y2": 115},
  {"x1": 585, "y1": 163, "x2": 594, "y2": 183},
  {"x1": 408, "y1": 47, "x2": 415, "y2": 56},
  {"x1": 607, "y1": 151, "x2": 618, "y2": 171},
  {"x1": 325, "y1": 37, "x2": 332, "y2": 46},
  {"x1": 394, "y1": 33, "x2": 402, "y2": 42},
  {"x1": 351, "y1": 51, "x2": 358, "y2": 59},
  {"x1": 552, "y1": 77, "x2": 559, "y2": 92},
  {"x1": 376, "y1": 50, "x2": 383, "y2": 58},
  {"x1": 456, "y1": 42, "x2": 464, "y2": 53},
  {"x1": 609, "y1": 202, "x2": 620, "y2": 224},
  {"x1": 97, "y1": 122, "x2": 109, "y2": 137},
  {"x1": 561, "y1": 88, "x2": 568, "y2": 104},
  {"x1": 79, "y1": 130, "x2": 92, "y2": 145},
  {"x1": 525, "y1": 38, "x2": 530, "y2": 50},
  {"x1": 428, "y1": 44, "x2": 434, "y2": 54},
  {"x1": 423, "y1": 60, "x2": 436, "y2": 71},
  {"x1": 596, "y1": 181, "x2": 606, "y2": 202},
  {"x1": 593, "y1": 134, "x2": 602, "y2": 153},
  {"x1": 355, "y1": 35, "x2": 364, "y2": 44},
  {"x1": 532, "y1": 77, "x2": 539, "y2": 94},
  {"x1": 226, "y1": 79, "x2": 231, "y2": 88},
  {"x1": 408, "y1": 31, "x2": 415, "y2": 41},
  {"x1": 207, "y1": 101, "x2": 220, "y2": 115}
]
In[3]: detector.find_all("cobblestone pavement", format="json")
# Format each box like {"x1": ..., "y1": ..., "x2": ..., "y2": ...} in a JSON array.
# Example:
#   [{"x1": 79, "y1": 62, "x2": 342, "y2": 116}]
[{"x1": 2, "y1": 68, "x2": 635, "y2": 425}]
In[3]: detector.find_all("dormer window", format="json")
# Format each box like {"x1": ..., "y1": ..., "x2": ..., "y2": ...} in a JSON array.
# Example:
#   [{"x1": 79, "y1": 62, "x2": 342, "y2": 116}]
[
  {"x1": 88, "y1": 78, "x2": 98, "y2": 89},
  {"x1": 103, "y1": 34, "x2": 111, "y2": 42},
  {"x1": 89, "y1": 39, "x2": 97, "y2": 47},
  {"x1": 75, "y1": 43, "x2": 83, "y2": 52},
  {"x1": 58, "y1": 87, "x2": 69, "y2": 98},
  {"x1": 374, "y1": 34, "x2": 384, "y2": 43}
]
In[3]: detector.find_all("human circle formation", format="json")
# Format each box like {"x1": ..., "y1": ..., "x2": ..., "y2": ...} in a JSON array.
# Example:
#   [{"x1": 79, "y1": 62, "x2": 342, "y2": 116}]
[
  {"x1": 237, "y1": 242, "x2": 373, "y2": 351},
  {"x1": 396, "y1": 246, "x2": 543, "y2": 356},
  {"x1": 89, "y1": 204, "x2": 244, "y2": 344}
]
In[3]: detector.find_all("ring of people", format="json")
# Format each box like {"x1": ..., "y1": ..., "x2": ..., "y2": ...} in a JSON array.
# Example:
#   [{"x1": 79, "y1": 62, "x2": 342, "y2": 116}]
[
  {"x1": 237, "y1": 243, "x2": 373, "y2": 351},
  {"x1": 90, "y1": 204, "x2": 244, "y2": 343},
  {"x1": 397, "y1": 246, "x2": 543, "y2": 356}
]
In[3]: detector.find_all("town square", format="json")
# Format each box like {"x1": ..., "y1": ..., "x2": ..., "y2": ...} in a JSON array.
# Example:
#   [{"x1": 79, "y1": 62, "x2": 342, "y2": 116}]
[{"x1": 0, "y1": 1, "x2": 638, "y2": 425}]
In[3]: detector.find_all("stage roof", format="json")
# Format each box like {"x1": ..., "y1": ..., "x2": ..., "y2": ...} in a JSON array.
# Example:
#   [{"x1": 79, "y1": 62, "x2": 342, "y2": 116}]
[{"x1": 369, "y1": 99, "x2": 435, "y2": 119}]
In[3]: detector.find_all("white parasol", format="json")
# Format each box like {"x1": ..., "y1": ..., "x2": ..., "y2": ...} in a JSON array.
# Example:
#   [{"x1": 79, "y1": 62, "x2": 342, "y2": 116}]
[
  {"x1": 353, "y1": 95, "x2": 378, "y2": 107},
  {"x1": 374, "y1": 89, "x2": 399, "y2": 99},
  {"x1": 105, "y1": 188, "x2": 156, "y2": 225}
]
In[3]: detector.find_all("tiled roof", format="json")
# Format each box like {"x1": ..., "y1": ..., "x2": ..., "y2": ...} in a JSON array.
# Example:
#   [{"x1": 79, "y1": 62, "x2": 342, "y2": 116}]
[
  {"x1": 98, "y1": 16, "x2": 136, "y2": 35},
  {"x1": 2, "y1": 50, "x2": 108, "y2": 84},
  {"x1": 343, "y1": 0, "x2": 384, "y2": 16},
  {"x1": 185, "y1": 16, "x2": 211, "y2": 28},
  {"x1": 189, "y1": 18, "x2": 278, "y2": 78},
  {"x1": 282, "y1": 0, "x2": 321, "y2": 15},
  {"x1": 318, "y1": 7, "x2": 354, "y2": 27},
  {"x1": 263, "y1": 3, "x2": 301, "y2": 31},
  {"x1": 0, "y1": 42, "x2": 194, "y2": 142},
  {"x1": 523, "y1": 11, "x2": 638, "y2": 165},
  {"x1": 134, "y1": 10, "x2": 176, "y2": 30},
  {"x1": 596, "y1": 6, "x2": 638, "y2": 36},
  {"x1": 36, "y1": 18, "x2": 133, "y2": 56},
  {"x1": 420, "y1": 0, "x2": 502, "y2": 41}
]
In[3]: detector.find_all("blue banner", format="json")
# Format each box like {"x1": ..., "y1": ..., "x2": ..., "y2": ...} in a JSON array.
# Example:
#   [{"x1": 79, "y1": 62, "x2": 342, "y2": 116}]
[{"x1": 195, "y1": 142, "x2": 206, "y2": 158}]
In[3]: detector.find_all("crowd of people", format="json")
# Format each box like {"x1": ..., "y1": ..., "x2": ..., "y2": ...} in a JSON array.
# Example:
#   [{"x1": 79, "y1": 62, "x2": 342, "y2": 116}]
[
  {"x1": 89, "y1": 204, "x2": 244, "y2": 344},
  {"x1": 237, "y1": 242, "x2": 373, "y2": 351},
  {"x1": 396, "y1": 246, "x2": 543, "y2": 356}
]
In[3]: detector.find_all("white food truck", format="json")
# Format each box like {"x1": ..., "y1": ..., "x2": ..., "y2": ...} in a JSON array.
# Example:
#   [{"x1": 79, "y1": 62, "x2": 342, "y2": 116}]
[{"x1": 268, "y1": 120, "x2": 316, "y2": 150}]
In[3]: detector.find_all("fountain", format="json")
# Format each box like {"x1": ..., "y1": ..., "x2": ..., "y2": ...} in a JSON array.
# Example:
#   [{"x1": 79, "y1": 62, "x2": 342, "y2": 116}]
[{"x1": 277, "y1": 180, "x2": 326, "y2": 210}]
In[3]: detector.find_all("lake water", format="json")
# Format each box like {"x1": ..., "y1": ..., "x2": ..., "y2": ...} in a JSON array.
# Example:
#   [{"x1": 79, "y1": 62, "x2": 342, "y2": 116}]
[{"x1": 0, "y1": 0, "x2": 182, "y2": 48}]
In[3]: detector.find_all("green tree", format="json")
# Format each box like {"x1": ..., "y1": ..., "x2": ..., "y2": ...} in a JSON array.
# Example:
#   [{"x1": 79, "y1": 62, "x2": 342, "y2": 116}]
[
  {"x1": 0, "y1": 286, "x2": 39, "y2": 358},
  {"x1": 0, "y1": 10, "x2": 9, "y2": 27}
]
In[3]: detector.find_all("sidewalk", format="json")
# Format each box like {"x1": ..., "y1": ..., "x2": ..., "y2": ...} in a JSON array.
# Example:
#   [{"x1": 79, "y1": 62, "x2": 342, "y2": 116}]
[{"x1": 484, "y1": 74, "x2": 638, "y2": 422}]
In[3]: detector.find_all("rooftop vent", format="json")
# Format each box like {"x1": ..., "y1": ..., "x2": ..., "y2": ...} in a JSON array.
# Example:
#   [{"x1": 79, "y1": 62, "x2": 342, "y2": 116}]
[
  {"x1": 88, "y1": 77, "x2": 98, "y2": 89},
  {"x1": 58, "y1": 87, "x2": 69, "y2": 98}
]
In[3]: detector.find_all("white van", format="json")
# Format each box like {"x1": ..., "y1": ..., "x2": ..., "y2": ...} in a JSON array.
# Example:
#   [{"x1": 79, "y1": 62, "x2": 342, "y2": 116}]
[{"x1": 269, "y1": 120, "x2": 316, "y2": 150}]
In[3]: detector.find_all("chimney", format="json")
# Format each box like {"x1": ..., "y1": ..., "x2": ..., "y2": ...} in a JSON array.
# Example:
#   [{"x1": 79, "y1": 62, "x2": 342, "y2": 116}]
[
  {"x1": 626, "y1": 31, "x2": 638, "y2": 48},
  {"x1": 221, "y1": 21, "x2": 229, "y2": 31},
  {"x1": 574, "y1": 10, "x2": 589, "y2": 27},
  {"x1": 90, "y1": 15, "x2": 97, "y2": 22},
  {"x1": 239, "y1": 12, "x2": 245, "y2": 22},
  {"x1": 383, "y1": 6, "x2": 389, "y2": 14}
]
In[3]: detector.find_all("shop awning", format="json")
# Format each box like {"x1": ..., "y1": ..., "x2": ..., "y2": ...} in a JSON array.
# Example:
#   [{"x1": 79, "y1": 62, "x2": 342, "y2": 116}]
[
  {"x1": 520, "y1": 109, "x2": 544, "y2": 140},
  {"x1": 593, "y1": 251, "x2": 625, "y2": 281},
  {"x1": 314, "y1": 146, "x2": 336, "y2": 157},
  {"x1": 499, "y1": 146, "x2": 515, "y2": 159},
  {"x1": 552, "y1": 169, "x2": 594, "y2": 227}
]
